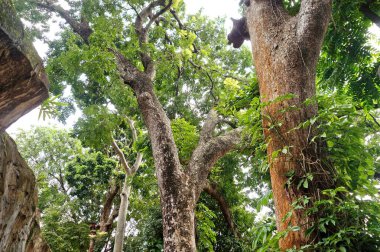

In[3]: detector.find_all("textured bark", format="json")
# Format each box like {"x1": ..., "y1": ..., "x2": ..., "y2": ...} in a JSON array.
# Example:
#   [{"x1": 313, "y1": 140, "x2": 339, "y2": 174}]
[
  {"x1": 0, "y1": 0, "x2": 49, "y2": 130},
  {"x1": 99, "y1": 183, "x2": 120, "y2": 233},
  {"x1": 134, "y1": 81, "x2": 197, "y2": 251},
  {"x1": 0, "y1": 2, "x2": 49, "y2": 250},
  {"x1": 245, "y1": 0, "x2": 334, "y2": 249},
  {"x1": 0, "y1": 133, "x2": 50, "y2": 252}
]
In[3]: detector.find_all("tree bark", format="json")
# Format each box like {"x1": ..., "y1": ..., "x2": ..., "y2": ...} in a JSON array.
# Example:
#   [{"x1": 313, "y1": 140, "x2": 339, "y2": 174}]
[
  {"x1": 245, "y1": 0, "x2": 334, "y2": 249},
  {"x1": 134, "y1": 81, "x2": 198, "y2": 251}
]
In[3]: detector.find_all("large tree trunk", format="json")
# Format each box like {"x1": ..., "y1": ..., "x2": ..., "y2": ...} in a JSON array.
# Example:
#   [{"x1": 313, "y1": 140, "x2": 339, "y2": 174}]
[
  {"x1": 161, "y1": 186, "x2": 197, "y2": 251},
  {"x1": 128, "y1": 79, "x2": 242, "y2": 251},
  {"x1": 245, "y1": 0, "x2": 333, "y2": 249},
  {"x1": 133, "y1": 81, "x2": 198, "y2": 250}
]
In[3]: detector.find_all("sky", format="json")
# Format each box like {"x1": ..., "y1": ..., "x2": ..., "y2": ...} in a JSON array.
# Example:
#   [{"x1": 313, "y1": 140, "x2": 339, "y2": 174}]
[{"x1": 7, "y1": 0, "x2": 241, "y2": 135}]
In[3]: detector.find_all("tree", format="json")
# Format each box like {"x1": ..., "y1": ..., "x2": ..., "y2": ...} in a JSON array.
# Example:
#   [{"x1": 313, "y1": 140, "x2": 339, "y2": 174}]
[
  {"x1": 244, "y1": 1, "x2": 333, "y2": 248},
  {"x1": 110, "y1": 118, "x2": 143, "y2": 252},
  {"x1": 15, "y1": 127, "x2": 123, "y2": 252},
  {"x1": 229, "y1": 0, "x2": 380, "y2": 249}
]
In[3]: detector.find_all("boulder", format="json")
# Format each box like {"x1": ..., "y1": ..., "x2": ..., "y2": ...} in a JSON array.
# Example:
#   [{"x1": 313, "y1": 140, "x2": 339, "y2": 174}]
[
  {"x1": 0, "y1": 0, "x2": 49, "y2": 130},
  {"x1": 0, "y1": 133, "x2": 50, "y2": 252}
]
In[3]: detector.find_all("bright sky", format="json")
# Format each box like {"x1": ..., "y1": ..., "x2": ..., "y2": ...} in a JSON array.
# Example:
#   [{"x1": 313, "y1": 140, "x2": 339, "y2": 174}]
[{"x1": 7, "y1": 0, "x2": 241, "y2": 135}]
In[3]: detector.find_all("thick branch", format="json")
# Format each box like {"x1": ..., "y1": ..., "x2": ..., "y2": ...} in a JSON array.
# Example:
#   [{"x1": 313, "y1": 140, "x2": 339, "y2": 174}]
[
  {"x1": 203, "y1": 182, "x2": 237, "y2": 236},
  {"x1": 190, "y1": 127, "x2": 242, "y2": 193},
  {"x1": 99, "y1": 183, "x2": 120, "y2": 232},
  {"x1": 199, "y1": 110, "x2": 220, "y2": 143},
  {"x1": 360, "y1": 2, "x2": 380, "y2": 28},
  {"x1": 136, "y1": 88, "x2": 184, "y2": 189},
  {"x1": 108, "y1": 48, "x2": 145, "y2": 88},
  {"x1": 297, "y1": 0, "x2": 332, "y2": 48},
  {"x1": 34, "y1": 0, "x2": 92, "y2": 43},
  {"x1": 111, "y1": 138, "x2": 132, "y2": 175}
]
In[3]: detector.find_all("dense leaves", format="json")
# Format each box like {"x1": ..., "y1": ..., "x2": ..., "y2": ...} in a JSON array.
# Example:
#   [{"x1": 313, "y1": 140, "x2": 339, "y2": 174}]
[{"x1": 10, "y1": 0, "x2": 380, "y2": 251}]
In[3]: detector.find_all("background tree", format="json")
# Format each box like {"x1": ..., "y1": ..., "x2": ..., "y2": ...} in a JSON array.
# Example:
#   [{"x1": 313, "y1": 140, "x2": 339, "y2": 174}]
[{"x1": 15, "y1": 127, "x2": 123, "y2": 252}]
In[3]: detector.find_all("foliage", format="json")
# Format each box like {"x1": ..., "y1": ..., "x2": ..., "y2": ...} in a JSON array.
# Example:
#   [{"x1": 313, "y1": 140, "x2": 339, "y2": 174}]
[
  {"x1": 15, "y1": 127, "x2": 123, "y2": 251},
  {"x1": 318, "y1": 0, "x2": 380, "y2": 106},
  {"x1": 171, "y1": 118, "x2": 199, "y2": 163},
  {"x1": 66, "y1": 151, "x2": 119, "y2": 221},
  {"x1": 12, "y1": 0, "x2": 380, "y2": 251}
]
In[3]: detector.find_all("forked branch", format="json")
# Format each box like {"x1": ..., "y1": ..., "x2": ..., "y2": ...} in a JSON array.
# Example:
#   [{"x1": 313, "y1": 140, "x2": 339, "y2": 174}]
[
  {"x1": 134, "y1": 0, "x2": 173, "y2": 79},
  {"x1": 33, "y1": 0, "x2": 92, "y2": 43}
]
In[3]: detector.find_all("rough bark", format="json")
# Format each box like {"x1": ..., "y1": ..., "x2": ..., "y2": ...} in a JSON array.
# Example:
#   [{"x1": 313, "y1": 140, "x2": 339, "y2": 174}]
[
  {"x1": 0, "y1": 2, "x2": 49, "y2": 250},
  {"x1": 134, "y1": 81, "x2": 197, "y2": 251},
  {"x1": 0, "y1": 133, "x2": 50, "y2": 252},
  {"x1": 99, "y1": 183, "x2": 120, "y2": 233},
  {"x1": 244, "y1": 0, "x2": 334, "y2": 249},
  {"x1": 87, "y1": 182, "x2": 120, "y2": 252},
  {"x1": 0, "y1": 0, "x2": 49, "y2": 130}
]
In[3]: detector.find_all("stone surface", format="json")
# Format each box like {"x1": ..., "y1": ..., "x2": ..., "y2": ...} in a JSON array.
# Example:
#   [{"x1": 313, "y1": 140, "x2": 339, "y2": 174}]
[
  {"x1": 0, "y1": 0, "x2": 49, "y2": 130},
  {"x1": 0, "y1": 133, "x2": 50, "y2": 252},
  {"x1": 0, "y1": 1, "x2": 50, "y2": 251}
]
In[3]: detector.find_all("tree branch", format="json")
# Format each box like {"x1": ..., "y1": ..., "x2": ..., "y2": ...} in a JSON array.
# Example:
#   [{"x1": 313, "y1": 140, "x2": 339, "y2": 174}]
[
  {"x1": 99, "y1": 183, "x2": 120, "y2": 232},
  {"x1": 111, "y1": 138, "x2": 132, "y2": 175},
  {"x1": 170, "y1": 9, "x2": 184, "y2": 29},
  {"x1": 134, "y1": 0, "x2": 173, "y2": 80},
  {"x1": 104, "y1": 205, "x2": 120, "y2": 231},
  {"x1": 199, "y1": 110, "x2": 220, "y2": 143},
  {"x1": 33, "y1": 0, "x2": 92, "y2": 43},
  {"x1": 126, "y1": 118, "x2": 143, "y2": 173},
  {"x1": 297, "y1": 0, "x2": 332, "y2": 48},
  {"x1": 203, "y1": 181, "x2": 237, "y2": 236},
  {"x1": 108, "y1": 48, "x2": 145, "y2": 89},
  {"x1": 360, "y1": 2, "x2": 380, "y2": 28},
  {"x1": 190, "y1": 124, "x2": 242, "y2": 193}
]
